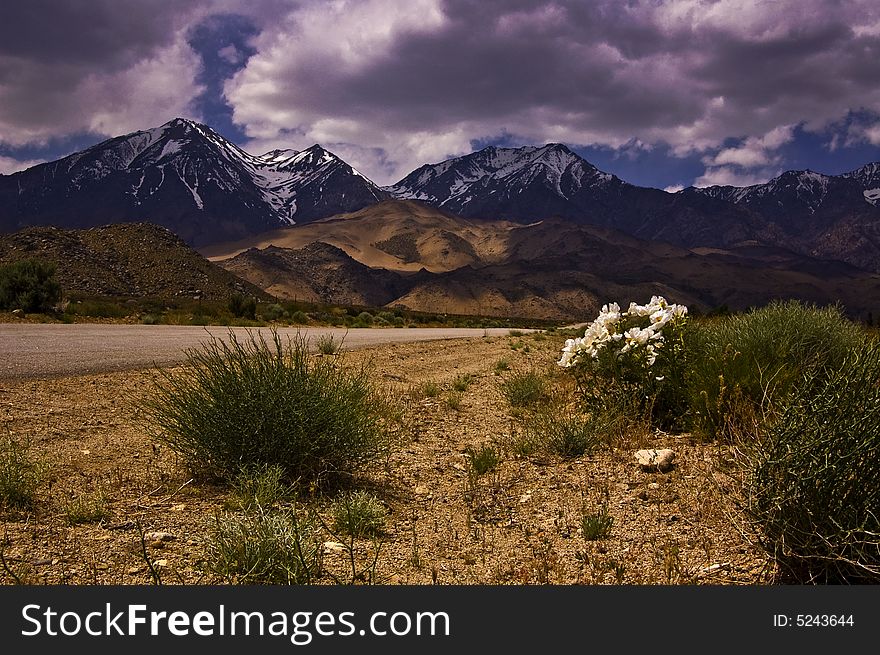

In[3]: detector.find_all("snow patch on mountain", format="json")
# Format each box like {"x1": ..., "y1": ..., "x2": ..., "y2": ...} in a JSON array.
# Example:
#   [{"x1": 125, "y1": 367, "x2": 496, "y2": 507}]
[{"x1": 384, "y1": 143, "x2": 612, "y2": 208}]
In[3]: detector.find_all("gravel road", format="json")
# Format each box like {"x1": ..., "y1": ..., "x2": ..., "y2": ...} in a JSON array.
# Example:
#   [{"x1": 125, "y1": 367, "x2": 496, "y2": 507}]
[{"x1": 0, "y1": 324, "x2": 524, "y2": 380}]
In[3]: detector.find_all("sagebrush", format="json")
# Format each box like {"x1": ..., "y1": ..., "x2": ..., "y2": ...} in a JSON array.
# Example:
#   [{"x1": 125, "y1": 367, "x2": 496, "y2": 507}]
[
  {"x1": 735, "y1": 342, "x2": 880, "y2": 582},
  {"x1": 144, "y1": 330, "x2": 394, "y2": 486}
]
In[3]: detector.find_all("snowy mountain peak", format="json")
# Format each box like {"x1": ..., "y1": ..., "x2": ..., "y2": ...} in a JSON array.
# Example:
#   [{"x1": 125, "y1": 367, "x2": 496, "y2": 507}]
[
  {"x1": 692, "y1": 165, "x2": 877, "y2": 216},
  {"x1": 844, "y1": 162, "x2": 880, "y2": 206},
  {"x1": 843, "y1": 161, "x2": 880, "y2": 185},
  {"x1": 259, "y1": 148, "x2": 299, "y2": 165},
  {"x1": 0, "y1": 119, "x2": 388, "y2": 242},
  {"x1": 384, "y1": 142, "x2": 613, "y2": 214}
]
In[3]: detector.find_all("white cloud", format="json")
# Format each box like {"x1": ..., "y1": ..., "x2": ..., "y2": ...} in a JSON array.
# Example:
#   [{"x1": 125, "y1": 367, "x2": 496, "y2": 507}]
[
  {"x1": 78, "y1": 36, "x2": 205, "y2": 138},
  {"x1": 0, "y1": 155, "x2": 44, "y2": 175},
  {"x1": 663, "y1": 184, "x2": 684, "y2": 193},
  {"x1": 845, "y1": 120, "x2": 880, "y2": 147},
  {"x1": 703, "y1": 124, "x2": 795, "y2": 168},
  {"x1": 694, "y1": 165, "x2": 779, "y2": 188}
]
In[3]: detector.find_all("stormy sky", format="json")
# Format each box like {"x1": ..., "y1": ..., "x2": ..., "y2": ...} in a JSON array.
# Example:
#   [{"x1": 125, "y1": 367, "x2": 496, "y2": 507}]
[{"x1": 1, "y1": 0, "x2": 879, "y2": 190}]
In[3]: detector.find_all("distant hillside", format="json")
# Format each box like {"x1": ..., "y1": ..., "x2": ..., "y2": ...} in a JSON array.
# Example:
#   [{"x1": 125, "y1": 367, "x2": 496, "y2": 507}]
[
  {"x1": 213, "y1": 201, "x2": 880, "y2": 321},
  {"x1": 0, "y1": 222, "x2": 266, "y2": 300},
  {"x1": 221, "y1": 242, "x2": 410, "y2": 307}
]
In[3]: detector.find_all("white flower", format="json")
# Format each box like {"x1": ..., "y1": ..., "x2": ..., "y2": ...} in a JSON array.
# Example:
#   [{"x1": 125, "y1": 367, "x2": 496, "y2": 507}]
[{"x1": 557, "y1": 296, "x2": 687, "y2": 369}]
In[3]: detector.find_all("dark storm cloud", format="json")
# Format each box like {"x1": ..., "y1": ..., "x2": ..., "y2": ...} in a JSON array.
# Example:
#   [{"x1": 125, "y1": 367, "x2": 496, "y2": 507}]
[
  {"x1": 268, "y1": 0, "x2": 703, "y2": 131},
  {"x1": 0, "y1": 0, "x2": 200, "y2": 67},
  {"x1": 0, "y1": 0, "x2": 206, "y2": 147},
  {"x1": 3, "y1": 1, "x2": 880, "y2": 185},
  {"x1": 221, "y1": 0, "x2": 880, "y2": 182}
]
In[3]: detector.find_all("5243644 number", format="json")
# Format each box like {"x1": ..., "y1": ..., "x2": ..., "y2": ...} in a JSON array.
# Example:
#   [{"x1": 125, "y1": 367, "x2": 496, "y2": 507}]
[{"x1": 796, "y1": 615, "x2": 854, "y2": 627}]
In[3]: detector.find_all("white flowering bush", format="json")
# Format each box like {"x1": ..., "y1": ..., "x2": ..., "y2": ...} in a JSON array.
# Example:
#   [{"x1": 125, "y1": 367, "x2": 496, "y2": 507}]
[{"x1": 559, "y1": 296, "x2": 689, "y2": 426}]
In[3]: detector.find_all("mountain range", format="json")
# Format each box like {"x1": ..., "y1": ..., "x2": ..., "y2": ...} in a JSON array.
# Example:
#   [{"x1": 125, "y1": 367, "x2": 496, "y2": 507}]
[
  {"x1": 0, "y1": 118, "x2": 386, "y2": 245},
  {"x1": 209, "y1": 200, "x2": 880, "y2": 320},
  {"x1": 2, "y1": 117, "x2": 880, "y2": 319}
]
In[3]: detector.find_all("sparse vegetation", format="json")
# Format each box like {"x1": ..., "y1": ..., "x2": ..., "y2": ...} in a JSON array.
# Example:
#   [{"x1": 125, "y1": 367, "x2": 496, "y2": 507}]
[
  {"x1": 582, "y1": 505, "x2": 614, "y2": 541},
  {"x1": 525, "y1": 410, "x2": 602, "y2": 459},
  {"x1": 332, "y1": 491, "x2": 387, "y2": 537},
  {"x1": 465, "y1": 443, "x2": 501, "y2": 476},
  {"x1": 231, "y1": 463, "x2": 292, "y2": 510},
  {"x1": 62, "y1": 491, "x2": 109, "y2": 525},
  {"x1": 452, "y1": 373, "x2": 472, "y2": 392},
  {"x1": 501, "y1": 371, "x2": 547, "y2": 407},
  {"x1": 9, "y1": 299, "x2": 880, "y2": 585},
  {"x1": 494, "y1": 358, "x2": 510, "y2": 373},
  {"x1": 144, "y1": 330, "x2": 393, "y2": 486},
  {"x1": 0, "y1": 434, "x2": 43, "y2": 510},
  {"x1": 421, "y1": 381, "x2": 441, "y2": 398},
  {"x1": 445, "y1": 391, "x2": 463, "y2": 411},
  {"x1": 203, "y1": 508, "x2": 322, "y2": 584},
  {"x1": 315, "y1": 333, "x2": 341, "y2": 355}
]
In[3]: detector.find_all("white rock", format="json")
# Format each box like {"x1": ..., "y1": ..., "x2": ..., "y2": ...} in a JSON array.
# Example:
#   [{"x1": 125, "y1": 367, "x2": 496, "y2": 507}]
[
  {"x1": 635, "y1": 448, "x2": 675, "y2": 472},
  {"x1": 145, "y1": 531, "x2": 175, "y2": 542},
  {"x1": 323, "y1": 541, "x2": 348, "y2": 555}
]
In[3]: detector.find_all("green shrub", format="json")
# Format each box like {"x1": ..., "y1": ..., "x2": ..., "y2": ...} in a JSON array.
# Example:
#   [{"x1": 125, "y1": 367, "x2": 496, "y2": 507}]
[
  {"x1": 0, "y1": 434, "x2": 43, "y2": 509},
  {"x1": 526, "y1": 410, "x2": 602, "y2": 459},
  {"x1": 228, "y1": 293, "x2": 257, "y2": 319},
  {"x1": 421, "y1": 381, "x2": 441, "y2": 398},
  {"x1": 687, "y1": 301, "x2": 868, "y2": 438},
  {"x1": 231, "y1": 463, "x2": 292, "y2": 510},
  {"x1": 356, "y1": 311, "x2": 374, "y2": 326},
  {"x1": 290, "y1": 310, "x2": 309, "y2": 325},
  {"x1": 141, "y1": 314, "x2": 160, "y2": 325},
  {"x1": 203, "y1": 508, "x2": 321, "y2": 584},
  {"x1": 332, "y1": 491, "x2": 387, "y2": 537},
  {"x1": 494, "y1": 358, "x2": 510, "y2": 373},
  {"x1": 62, "y1": 491, "x2": 109, "y2": 525},
  {"x1": 505, "y1": 428, "x2": 542, "y2": 457},
  {"x1": 0, "y1": 259, "x2": 61, "y2": 313},
  {"x1": 315, "y1": 333, "x2": 340, "y2": 355},
  {"x1": 736, "y1": 343, "x2": 880, "y2": 582},
  {"x1": 263, "y1": 303, "x2": 286, "y2": 321},
  {"x1": 465, "y1": 443, "x2": 501, "y2": 475},
  {"x1": 144, "y1": 331, "x2": 392, "y2": 486},
  {"x1": 66, "y1": 300, "x2": 130, "y2": 319},
  {"x1": 582, "y1": 505, "x2": 614, "y2": 541},
  {"x1": 452, "y1": 374, "x2": 472, "y2": 392},
  {"x1": 501, "y1": 372, "x2": 547, "y2": 407},
  {"x1": 445, "y1": 391, "x2": 463, "y2": 411}
]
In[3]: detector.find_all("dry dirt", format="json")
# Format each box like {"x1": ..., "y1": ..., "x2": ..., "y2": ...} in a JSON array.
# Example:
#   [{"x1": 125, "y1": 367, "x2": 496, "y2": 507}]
[{"x1": 0, "y1": 333, "x2": 771, "y2": 585}]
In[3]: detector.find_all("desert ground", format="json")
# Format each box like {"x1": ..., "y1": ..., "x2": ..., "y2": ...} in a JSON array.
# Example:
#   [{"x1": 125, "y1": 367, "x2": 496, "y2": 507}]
[{"x1": 0, "y1": 330, "x2": 769, "y2": 585}]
